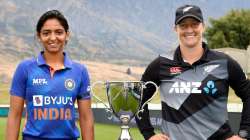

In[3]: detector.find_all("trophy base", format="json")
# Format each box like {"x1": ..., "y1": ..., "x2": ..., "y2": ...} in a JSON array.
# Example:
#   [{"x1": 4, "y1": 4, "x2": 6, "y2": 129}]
[{"x1": 118, "y1": 125, "x2": 133, "y2": 140}]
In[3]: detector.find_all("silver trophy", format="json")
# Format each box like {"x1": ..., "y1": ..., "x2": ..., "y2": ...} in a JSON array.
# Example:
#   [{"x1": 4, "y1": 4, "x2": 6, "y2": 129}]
[{"x1": 91, "y1": 81, "x2": 158, "y2": 140}]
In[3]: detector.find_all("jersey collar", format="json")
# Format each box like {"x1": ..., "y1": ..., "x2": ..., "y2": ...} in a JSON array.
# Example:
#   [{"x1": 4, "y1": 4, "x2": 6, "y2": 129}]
[
  {"x1": 174, "y1": 42, "x2": 210, "y2": 65},
  {"x1": 36, "y1": 52, "x2": 73, "y2": 69}
]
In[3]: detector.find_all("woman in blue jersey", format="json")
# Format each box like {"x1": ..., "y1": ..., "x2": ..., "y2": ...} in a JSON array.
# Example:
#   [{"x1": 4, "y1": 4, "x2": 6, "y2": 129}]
[{"x1": 6, "y1": 10, "x2": 94, "y2": 140}]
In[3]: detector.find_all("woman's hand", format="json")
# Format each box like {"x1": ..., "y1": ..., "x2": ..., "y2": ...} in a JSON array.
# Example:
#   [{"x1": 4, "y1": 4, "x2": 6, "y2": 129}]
[
  {"x1": 149, "y1": 134, "x2": 170, "y2": 140},
  {"x1": 226, "y1": 135, "x2": 246, "y2": 140}
]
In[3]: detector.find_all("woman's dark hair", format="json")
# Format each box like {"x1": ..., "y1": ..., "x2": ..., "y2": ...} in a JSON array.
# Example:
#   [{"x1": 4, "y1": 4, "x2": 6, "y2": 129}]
[{"x1": 36, "y1": 10, "x2": 69, "y2": 33}]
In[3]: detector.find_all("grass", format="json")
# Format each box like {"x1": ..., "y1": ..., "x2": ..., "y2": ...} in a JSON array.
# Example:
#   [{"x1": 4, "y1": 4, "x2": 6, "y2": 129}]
[
  {"x1": 0, "y1": 83, "x2": 10, "y2": 105},
  {"x1": 0, "y1": 117, "x2": 144, "y2": 140},
  {"x1": 94, "y1": 123, "x2": 144, "y2": 140}
]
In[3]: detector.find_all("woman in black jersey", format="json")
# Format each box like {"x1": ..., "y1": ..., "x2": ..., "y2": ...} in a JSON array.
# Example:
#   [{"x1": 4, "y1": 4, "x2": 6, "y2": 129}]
[{"x1": 135, "y1": 4, "x2": 250, "y2": 140}]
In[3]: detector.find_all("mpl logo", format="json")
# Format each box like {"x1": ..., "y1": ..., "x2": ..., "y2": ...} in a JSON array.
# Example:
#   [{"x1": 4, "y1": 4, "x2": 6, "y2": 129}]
[
  {"x1": 33, "y1": 95, "x2": 43, "y2": 106},
  {"x1": 169, "y1": 82, "x2": 202, "y2": 94},
  {"x1": 33, "y1": 78, "x2": 48, "y2": 85}
]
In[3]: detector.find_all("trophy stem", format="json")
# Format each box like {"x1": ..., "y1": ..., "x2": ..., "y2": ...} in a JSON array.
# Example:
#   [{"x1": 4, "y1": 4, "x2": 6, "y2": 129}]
[
  {"x1": 119, "y1": 125, "x2": 132, "y2": 140},
  {"x1": 119, "y1": 115, "x2": 133, "y2": 140}
]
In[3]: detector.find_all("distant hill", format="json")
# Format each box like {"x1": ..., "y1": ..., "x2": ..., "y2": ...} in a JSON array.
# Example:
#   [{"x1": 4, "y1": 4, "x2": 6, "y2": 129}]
[
  {"x1": 0, "y1": 56, "x2": 144, "y2": 84},
  {"x1": 0, "y1": 0, "x2": 250, "y2": 66}
]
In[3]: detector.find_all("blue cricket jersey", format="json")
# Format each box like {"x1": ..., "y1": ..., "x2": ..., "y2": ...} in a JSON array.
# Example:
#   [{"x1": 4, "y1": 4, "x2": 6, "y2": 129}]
[{"x1": 10, "y1": 52, "x2": 91, "y2": 139}]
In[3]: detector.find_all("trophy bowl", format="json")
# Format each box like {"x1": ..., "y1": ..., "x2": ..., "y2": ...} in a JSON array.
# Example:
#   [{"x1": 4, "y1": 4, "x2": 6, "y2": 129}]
[{"x1": 91, "y1": 81, "x2": 158, "y2": 140}]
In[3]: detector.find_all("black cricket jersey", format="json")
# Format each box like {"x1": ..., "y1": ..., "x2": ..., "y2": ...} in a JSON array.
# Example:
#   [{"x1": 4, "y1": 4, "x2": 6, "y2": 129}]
[{"x1": 135, "y1": 42, "x2": 250, "y2": 140}]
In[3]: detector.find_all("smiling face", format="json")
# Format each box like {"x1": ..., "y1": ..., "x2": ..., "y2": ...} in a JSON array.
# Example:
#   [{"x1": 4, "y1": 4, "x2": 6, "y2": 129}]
[
  {"x1": 175, "y1": 17, "x2": 205, "y2": 48},
  {"x1": 37, "y1": 18, "x2": 69, "y2": 54}
]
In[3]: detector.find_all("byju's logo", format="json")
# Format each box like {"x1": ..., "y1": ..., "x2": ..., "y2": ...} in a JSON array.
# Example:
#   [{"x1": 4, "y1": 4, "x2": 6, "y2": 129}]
[
  {"x1": 33, "y1": 95, "x2": 43, "y2": 106},
  {"x1": 203, "y1": 80, "x2": 217, "y2": 95},
  {"x1": 33, "y1": 95, "x2": 73, "y2": 107}
]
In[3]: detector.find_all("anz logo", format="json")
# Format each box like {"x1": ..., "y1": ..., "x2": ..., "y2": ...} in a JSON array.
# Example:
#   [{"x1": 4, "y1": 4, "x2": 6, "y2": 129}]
[
  {"x1": 33, "y1": 78, "x2": 48, "y2": 85},
  {"x1": 169, "y1": 82, "x2": 202, "y2": 94},
  {"x1": 203, "y1": 80, "x2": 217, "y2": 95},
  {"x1": 168, "y1": 81, "x2": 218, "y2": 95}
]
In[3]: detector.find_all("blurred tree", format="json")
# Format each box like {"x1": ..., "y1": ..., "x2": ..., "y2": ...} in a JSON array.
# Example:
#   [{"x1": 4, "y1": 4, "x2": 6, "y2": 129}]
[{"x1": 205, "y1": 9, "x2": 250, "y2": 49}]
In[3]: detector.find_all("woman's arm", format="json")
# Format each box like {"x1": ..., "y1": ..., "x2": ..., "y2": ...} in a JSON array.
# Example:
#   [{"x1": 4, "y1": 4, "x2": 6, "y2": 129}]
[
  {"x1": 77, "y1": 99, "x2": 94, "y2": 140},
  {"x1": 6, "y1": 95, "x2": 24, "y2": 140}
]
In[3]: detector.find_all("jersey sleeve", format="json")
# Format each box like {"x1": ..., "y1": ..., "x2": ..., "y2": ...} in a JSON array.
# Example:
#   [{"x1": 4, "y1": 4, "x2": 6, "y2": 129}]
[
  {"x1": 77, "y1": 64, "x2": 91, "y2": 100},
  {"x1": 10, "y1": 61, "x2": 28, "y2": 99},
  {"x1": 135, "y1": 56, "x2": 161, "y2": 140},
  {"x1": 227, "y1": 56, "x2": 250, "y2": 139}
]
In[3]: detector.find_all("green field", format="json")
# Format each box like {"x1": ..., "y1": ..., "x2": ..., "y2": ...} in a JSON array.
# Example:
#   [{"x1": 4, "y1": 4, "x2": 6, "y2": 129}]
[
  {"x1": 0, "y1": 117, "x2": 144, "y2": 140},
  {"x1": 0, "y1": 84, "x2": 10, "y2": 105}
]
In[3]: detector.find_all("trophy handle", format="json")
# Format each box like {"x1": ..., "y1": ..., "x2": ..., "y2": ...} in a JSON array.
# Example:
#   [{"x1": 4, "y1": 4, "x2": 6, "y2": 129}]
[
  {"x1": 136, "y1": 81, "x2": 158, "y2": 119},
  {"x1": 91, "y1": 81, "x2": 113, "y2": 119}
]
